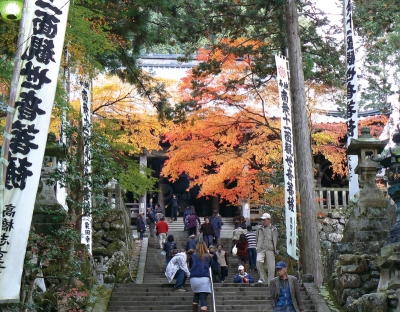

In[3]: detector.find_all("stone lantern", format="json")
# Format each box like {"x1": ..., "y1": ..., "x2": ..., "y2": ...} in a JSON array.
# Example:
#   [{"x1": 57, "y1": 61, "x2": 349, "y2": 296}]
[
  {"x1": 372, "y1": 125, "x2": 400, "y2": 245},
  {"x1": 32, "y1": 133, "x2": 67, "y2": 234},
  {"x1": 343, "y1": 127, "x2": 389, "y2": 242},
  {"x1": 347, "y1": 127, "x2": 389, "y2": 205},
  {"x1": 371, "y1": 124, "x2": 400, "y2": 302}
]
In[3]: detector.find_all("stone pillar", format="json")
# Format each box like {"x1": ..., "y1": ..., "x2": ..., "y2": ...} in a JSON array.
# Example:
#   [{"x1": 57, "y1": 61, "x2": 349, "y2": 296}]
[
  {"x1": 158, "y1": 178, "x2": 167, "y2": 215},
  {"x1": 242, "y1": 200, "x2": 250, "y2": 220},
  {"x1": 211, "y1": 195, "x2": 219, "y2": 212}
]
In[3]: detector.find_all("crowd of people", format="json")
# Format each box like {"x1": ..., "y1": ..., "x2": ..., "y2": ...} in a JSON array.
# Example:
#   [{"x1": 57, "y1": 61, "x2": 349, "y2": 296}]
[
  {"x1": 140, "y1": 200, "x2": 280, "y2": 285},
  {"x1": 150, "y1": 204, "x2": 305, "y2": 312}
]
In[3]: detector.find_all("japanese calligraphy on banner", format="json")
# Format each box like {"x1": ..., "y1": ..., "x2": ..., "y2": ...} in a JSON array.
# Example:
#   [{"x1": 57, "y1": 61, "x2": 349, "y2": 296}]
[
  {"x1": 80, "y1": 79, "x2": 92, "y2": 254},
  {"x1": 275, "y1": 55, "x2": 298, "y2": 260},
  {"x1": 345, "y1": 0, "x2": 359, "y2": 198},
  {"x1": 0, "y1": 1, "x2": 70, "y2": 302}
]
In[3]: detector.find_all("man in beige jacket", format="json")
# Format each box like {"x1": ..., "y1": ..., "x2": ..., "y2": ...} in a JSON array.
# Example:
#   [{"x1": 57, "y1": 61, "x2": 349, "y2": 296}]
[{"x1": 256, "y1": 212, "x2": 278, "y2": 284}]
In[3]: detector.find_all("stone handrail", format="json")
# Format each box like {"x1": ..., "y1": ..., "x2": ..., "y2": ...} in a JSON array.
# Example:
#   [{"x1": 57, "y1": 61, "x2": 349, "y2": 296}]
[{"x1": 315, "y1": 187, "x2": 349, "y2": 210}]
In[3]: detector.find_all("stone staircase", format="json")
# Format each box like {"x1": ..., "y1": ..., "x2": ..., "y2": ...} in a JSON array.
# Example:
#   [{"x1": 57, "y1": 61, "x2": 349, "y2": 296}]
[
  {"x1": 107, "y1": 220, "x2": 318, "y2": 312},
  {"x1": 161, "y1": 217, "x2": 236, "y2": 239}
]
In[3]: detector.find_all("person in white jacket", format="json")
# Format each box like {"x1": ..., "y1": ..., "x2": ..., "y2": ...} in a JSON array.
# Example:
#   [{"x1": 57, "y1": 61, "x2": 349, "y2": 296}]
[{"x1": 165, "y1": 250, "x2": 194, "y2": 291}]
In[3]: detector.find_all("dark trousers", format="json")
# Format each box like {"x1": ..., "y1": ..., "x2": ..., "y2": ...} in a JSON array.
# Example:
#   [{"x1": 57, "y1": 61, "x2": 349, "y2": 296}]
[
  {"x1": 174, "y1": 269, "x2": 187, "y2": 288},
  {"x1": 220, "y1": 266, "x2": 228, "y2": 282},
  {"x1": 248, "y1": 247, "x2": 257, "y2": 270},
  {"x1": 193, "y1": 292, "x2": 208, "y2": 307},
  {"x1": 189, "y1": 227, "x2": 197, "y2": 236},
  {"x1": 170, "y1": 206, "x2": 178, "y2": 220}
]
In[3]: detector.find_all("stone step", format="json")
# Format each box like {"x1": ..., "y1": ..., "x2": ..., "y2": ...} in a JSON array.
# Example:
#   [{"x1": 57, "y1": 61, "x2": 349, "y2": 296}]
[
  {"x1": 107, "y1": 302, "x2": 316, "y2": 312},
  {"x1": 107, "y1": 229, "x2": 318, "y2": 312},
  {"x1": 143, "y1": 236, "x2": 264, "y2": 285}
]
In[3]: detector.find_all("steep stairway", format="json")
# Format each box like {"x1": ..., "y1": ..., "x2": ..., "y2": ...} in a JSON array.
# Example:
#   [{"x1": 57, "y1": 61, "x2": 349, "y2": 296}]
[{"x1": 107, "y1": 221, "x2": 317, "y2": 312}]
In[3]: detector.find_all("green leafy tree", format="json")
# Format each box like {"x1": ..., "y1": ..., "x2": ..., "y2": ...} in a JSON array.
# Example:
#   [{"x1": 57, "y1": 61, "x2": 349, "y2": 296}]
[{"x1": 353, "y1": 0, "x2": 400, "y2": 112}]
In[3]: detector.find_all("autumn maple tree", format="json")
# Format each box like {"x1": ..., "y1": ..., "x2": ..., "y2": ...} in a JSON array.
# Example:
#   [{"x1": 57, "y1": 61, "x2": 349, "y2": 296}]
[{"x1": 162, "y1": 42, "x2": 388, "y2": 207}]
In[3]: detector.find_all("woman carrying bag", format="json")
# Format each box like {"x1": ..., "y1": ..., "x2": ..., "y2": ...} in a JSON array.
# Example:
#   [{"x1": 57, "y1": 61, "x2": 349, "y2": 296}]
[{"x1": 236, "y1": 233, "x2": 250, "y2": 273}]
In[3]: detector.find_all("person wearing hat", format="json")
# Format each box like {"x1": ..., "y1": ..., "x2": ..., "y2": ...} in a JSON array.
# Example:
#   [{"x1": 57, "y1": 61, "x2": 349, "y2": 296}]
[
  {"x1": 256, "y1": 212, "x2": 278, "y2": 284},
  {"x1": 269, "y1": 261, "x2": 304, "y2": 312},
  {"x1": 233, "y1": 265, "x2": 255, "y2": 284},
  {"x1": 210, "y1": 210, "x2": 223, "y2": 245},
  {"x1": 186, "y1": 234, "x2": 198, "y2": 251}
]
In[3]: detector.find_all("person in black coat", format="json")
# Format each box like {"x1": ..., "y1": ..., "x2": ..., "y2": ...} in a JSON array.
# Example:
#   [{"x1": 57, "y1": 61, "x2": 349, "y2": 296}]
[
  {"x1": 136, "y1": 212, "x2": 146, "y2": 240},
  {"x1": 166, "y1": 194, "x2": 180, "y2": 221}
]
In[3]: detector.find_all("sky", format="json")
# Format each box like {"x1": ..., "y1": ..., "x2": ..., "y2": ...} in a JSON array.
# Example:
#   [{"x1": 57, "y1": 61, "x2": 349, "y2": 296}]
[{"x1": 316, "y1": 0, "x2": 343, "y2": 23}]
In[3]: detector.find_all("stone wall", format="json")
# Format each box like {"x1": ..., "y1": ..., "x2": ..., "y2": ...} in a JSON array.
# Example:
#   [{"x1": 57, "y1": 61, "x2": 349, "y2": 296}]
[
  {"x1": 316, "y1": 202, "x2": 397, "y2": 311},
  {"x1": 318, "y1": 214, "x2": 384, "y2": 310},
  {"x1": 92, "y1": 206, "x2": 135, "y2": 283},
  {"x1": 317, "y1": 211, "x2": 347, "y2": 283}
]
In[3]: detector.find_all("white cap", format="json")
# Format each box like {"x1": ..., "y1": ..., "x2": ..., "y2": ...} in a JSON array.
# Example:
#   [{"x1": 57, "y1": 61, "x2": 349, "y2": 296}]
[
  {"x1": 238, "y1": 265, "x2": 244, "y2": 270},
  {"x1": 261, "y1": 213, "x2": 271, "y2": 219}
]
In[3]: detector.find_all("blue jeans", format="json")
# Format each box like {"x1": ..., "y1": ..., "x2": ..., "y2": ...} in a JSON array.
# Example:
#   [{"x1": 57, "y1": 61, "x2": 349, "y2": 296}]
[
  {"x1": 203, "y1": 235, "x2": 213, "y2": 247},
  {"x1": 193, "y1": 292, "x2": 208, "y2": 307},
  {"x1": 174, "y1": 269, "x2": 187, "y2": 288},
  {"x1": 248, "y1": 247, "x2": 257, "y2": 270},
  {"x1": 273, "y1": 305, "x2": 296, "y2": 312}
]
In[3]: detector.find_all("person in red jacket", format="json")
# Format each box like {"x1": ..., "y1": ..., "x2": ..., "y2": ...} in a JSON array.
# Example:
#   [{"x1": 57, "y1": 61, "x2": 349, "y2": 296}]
[{"x1": 156, "y1": 217, "x2": 169, "y2": 249}]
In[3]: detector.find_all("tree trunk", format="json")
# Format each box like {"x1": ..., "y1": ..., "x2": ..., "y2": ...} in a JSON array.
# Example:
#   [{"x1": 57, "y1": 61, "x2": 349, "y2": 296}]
[{"x1": 284, "y1": 0, "x2": 323, "y2": 286}]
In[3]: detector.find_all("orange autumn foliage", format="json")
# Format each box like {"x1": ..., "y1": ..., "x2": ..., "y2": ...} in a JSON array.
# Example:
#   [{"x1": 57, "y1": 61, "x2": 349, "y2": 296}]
[
  {"x1": 162, "y1": 40, "x2": 388, "y2": 206},
  {"x1": 162, "y1": 107, "x2": 282, "y2": 204},
  {"x1": 312, "y1": 115, "x2": 388, "y2": 178}
]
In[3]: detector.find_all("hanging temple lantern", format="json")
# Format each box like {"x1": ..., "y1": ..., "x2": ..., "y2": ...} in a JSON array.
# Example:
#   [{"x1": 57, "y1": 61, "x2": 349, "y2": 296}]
[{"x1": 0, "y1": 0, "x2": 23, "y2": 20}]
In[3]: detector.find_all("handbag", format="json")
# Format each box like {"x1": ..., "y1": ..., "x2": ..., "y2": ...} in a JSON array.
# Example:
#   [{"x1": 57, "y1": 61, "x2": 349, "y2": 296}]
[{"x1": 232, "y1": 245, "x2": 237, "y2": 256}]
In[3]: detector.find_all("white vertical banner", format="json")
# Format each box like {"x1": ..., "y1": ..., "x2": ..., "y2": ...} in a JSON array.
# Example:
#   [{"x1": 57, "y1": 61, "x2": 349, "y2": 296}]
[
  {"x1": 56, "y1": 112, "x2": 68, "y2": 211},
  {"x1": 139, "y1": 154, "x2": 147, "y2": 215},
  {"x1": 0, "y1": 0, "x2": 70, "y2": 302},
  {"x1": 345, "y1": 0, "x2": 359, "y2": 198},
  {"x1": 80, "y1": 79, "x2": 92, "y2": 254},
  {"x1": 275, "y1": 55, "x2": 298, "y2": 260},
  {"x1": 56, "y1": 50, "x2": 70, "y2": 211}
]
